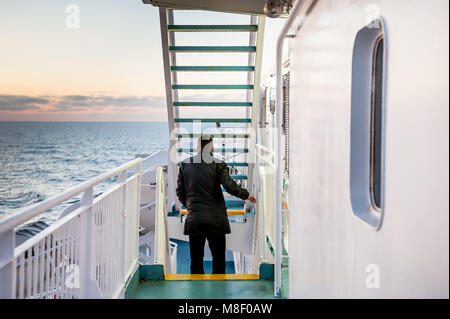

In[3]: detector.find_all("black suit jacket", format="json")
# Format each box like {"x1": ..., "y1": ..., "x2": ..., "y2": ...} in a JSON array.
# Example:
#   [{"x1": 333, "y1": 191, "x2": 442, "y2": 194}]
[{"x1": 176, "y1": 153, "x2": 249, "y2": 235}]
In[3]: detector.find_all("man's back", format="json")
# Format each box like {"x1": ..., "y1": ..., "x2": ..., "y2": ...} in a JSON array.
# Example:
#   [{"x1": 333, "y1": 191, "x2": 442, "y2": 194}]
[
  {"x1": 176, "y1": 135, "x2": 256, "y2": 274},
  {"x1": 176, "y1": 153, "x2": 249, "y2": 235}
]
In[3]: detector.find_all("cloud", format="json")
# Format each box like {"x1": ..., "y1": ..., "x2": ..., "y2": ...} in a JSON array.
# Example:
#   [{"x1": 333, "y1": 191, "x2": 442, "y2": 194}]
[
  {"x1": 0, "y1": 95, "x2": 49, "y2": 111},
  {"x1": 53, "y1": 95, "x2": 166, "y2": 110},
  {"x1": 0, "y1": 94, "x2": 166, "y2": 112}
]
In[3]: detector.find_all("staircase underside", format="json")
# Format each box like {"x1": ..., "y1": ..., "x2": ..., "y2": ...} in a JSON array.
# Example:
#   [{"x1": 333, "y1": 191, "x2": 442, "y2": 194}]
[{"x1": 143, "y1": 0, "x2": 267, "y2": 15}]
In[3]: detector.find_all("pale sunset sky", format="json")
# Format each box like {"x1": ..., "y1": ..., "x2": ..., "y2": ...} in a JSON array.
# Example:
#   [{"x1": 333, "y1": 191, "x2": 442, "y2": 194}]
[{"x1": 0, "y1": 1, "x2": 284, "y2": 121}]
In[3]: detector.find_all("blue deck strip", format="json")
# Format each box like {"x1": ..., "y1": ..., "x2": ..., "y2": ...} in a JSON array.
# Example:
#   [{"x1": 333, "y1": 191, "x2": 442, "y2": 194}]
[
  {"x1": 167, "y1": 25, "x2": 258, "y2": 32},
  {"x1": 170, "y1": 239, "x2": 236, "y2": 275},
  {"x1": 172, "y1": 84, "x2": 254, "y2": 90},
  {"x1": 169, "y1": 46, "x2": 256, "y2": 52},
  {"x1": 174, "y1": 101, "x2": 252, "y2": 107},
  {"x1": 171, "y1": 66, "x2": 255, "y2": 71}
]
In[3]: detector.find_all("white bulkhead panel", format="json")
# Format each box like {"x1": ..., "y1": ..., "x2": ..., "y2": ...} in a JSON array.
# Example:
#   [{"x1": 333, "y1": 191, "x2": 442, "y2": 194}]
[{"x1": 288, "y1": 0, "x2": 449, "y2": 298}]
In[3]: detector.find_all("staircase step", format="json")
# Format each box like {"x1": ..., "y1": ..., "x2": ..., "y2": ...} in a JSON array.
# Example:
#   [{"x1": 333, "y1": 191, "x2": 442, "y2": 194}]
[
  {"x1": 180, "y1": 209, "x2": 245, "y2": 216},
  {"x1": 177, "y1": 148, "x2": 248, "y2": 153},
  {"x1": 172, "y1": 84, "x2": 254, "y2": 90},
  {"x1": 171, "y1": 66, "x2": 255, "y2": 72},
  {"x1": 176, "y1": 133, "x2": 249, "y2": 138},
  {"x1": 225, "y1": 198, "x2": 245, "y2": 207},
  {"x1": 222, "y1": 187, "x2": 247, "y2": 192},
  {"x1": 225, "y1": 162, "x2": 249, "y2": 166},
  {"x1": 164, "y1": 274, "x2": 259, "y2": 280},
  {"x1": 174, "y1": 118, "x2": 251, "y2": 123},
  {"x1": 181, "y1": 199, "x2": 244, "y2": 209},
  {"x1": 231, "y1": 174, "x2": 247, "y2": 180},
  {"x1": 174, "y1": 101, "x2": 252, "y2": 107},
  {"x1": 169, "y1": 46, "x2": 256, "y2": 52},
  {"x1": 178, "y1": 161, "x2": 248, "y2": 166},
  {"x1": 167, "y1": 25, "x2": 258, "y2": 32}
]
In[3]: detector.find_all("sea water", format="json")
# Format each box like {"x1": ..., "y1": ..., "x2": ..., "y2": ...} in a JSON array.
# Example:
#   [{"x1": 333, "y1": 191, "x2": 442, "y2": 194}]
[{"x1": 0, "y1": 122, "x2": 169, "y2": 223}]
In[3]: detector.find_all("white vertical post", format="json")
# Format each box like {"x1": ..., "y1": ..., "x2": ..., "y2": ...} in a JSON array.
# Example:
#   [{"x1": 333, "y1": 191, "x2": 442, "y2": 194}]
[
  {"x1": 168, "y1": 9, "x2": 179, "y2": 119},
  {"x1": 159, "y1": 6, "x2": 178, "y2": 214},
  {"x1": 135, "y1": 162, "x2": 142, "y2": 266},
  {"x1": 80, "y1": 187, "x2": 94, "y2": 298},
  {"x1": 275, "y1": 0, "x2": 305, "y2": 298},
  {"x1": 0, "y1": 229, "x2": 16, "y2": 298},
  {"x1": 248, "y1": 15, "x2": 265, "y2": 198},
  {"x1": 119, "y1": 170, "x2": 127, "y2": 292}
]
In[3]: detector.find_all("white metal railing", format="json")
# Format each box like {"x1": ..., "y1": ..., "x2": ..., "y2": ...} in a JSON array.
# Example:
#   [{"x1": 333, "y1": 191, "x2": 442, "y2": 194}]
[
  {"x1": 154, "y1": 166, "x2": 172, "y2": 274},
  {"x1": 0, "y1": 158, "x2": 142, "y2": 299},
  {"x1": 247, "y1": 144, "x2": 272, "y2": 276}
]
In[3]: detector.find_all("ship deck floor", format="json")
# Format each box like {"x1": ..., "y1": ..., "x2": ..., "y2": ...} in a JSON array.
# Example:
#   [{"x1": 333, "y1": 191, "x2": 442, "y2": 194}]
[
  {"x1": 128, "y1": 238, "x2": 289, "y2": 299},
  {"x1": 131, "y1": 277, "x2": 275, "y2": 299},
  {"x1": 128, "y1": 264, "x2": 288, "y2": 299}
]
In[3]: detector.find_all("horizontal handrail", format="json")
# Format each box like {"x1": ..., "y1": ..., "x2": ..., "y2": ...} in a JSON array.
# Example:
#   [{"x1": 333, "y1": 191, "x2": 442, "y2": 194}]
[{"x1": 0, "y1": 158, "x2": 142, "y2": 234}]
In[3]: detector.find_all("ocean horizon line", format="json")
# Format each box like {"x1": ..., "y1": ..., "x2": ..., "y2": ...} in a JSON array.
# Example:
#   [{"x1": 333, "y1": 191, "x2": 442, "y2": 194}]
[{"x1": 0, "y1": 120, "x2": 169, "y2": 123}]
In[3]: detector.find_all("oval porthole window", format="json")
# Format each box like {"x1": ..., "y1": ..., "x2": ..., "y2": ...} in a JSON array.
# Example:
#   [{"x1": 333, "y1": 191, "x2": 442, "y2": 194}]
[{"x1": 350, "y1": 18, "x2": 387, "y2": 230}]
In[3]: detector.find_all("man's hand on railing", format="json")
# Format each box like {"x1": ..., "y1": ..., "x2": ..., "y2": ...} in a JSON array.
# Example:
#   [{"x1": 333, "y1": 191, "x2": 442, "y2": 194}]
[{"x1": 246, "y1": 195, "x2": 256, "y2": 203}]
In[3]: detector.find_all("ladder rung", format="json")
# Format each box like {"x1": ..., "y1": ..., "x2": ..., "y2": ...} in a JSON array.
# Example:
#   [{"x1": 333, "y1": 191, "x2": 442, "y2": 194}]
[
  {"x1": 226, "y1": 162, "x2": 248, "y2": 167},
  {"x1": 176, "y1": 133, "x2": 249, "y2": 138},
  {"x1": 171, "y1": 66, "x2": 255, "y2": 72},
  {"x1": 177, "y1": 148, "x2": 249, "y2": 153},
  {"x1": 223, "y1": 187, "x2": 247, "y2": 192},
  {"x1": 172, "y1": 84, "x2": 253, "y2": 90},
  {"x1": 231, "y1": 175, "x2": 248, "y2": 180},
  {"x1": 225, "y1": 198, "x2": 245, "y2": 207},
  {"x1": 174, "y1": 102, "x2": 252, "y2": 107},
  {"x1": 169, "y1": 46, "x2": 256, "y2": 52},
  {"x1": 174, "y1": 118, "x2": 251, "y2": 123},
  {"x1": 167, "y1": 25, "x2": 258, "y2": 32},
  {"x1": 178, "y1": 162, "x2": 248, "y2": 166},
  {"x1": 180, "y1": 209, "x2": 245, "y2": 216}
]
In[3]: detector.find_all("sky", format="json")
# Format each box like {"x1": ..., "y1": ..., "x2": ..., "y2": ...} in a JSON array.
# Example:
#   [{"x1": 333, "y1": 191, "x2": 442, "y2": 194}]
[{"x1": 0, "y1": 0, "x2": 285, "y2": 121}]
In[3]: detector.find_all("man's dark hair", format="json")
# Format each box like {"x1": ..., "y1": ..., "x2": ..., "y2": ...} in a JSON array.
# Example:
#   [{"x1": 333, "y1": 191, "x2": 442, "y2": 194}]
[{"x1": 198, "y1": 134, "x2": 214, "y2": 152}]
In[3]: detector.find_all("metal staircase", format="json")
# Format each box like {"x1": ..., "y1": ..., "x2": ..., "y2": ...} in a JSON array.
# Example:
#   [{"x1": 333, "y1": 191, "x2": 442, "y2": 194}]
[{"x1": 158, "y1": 8, "x2": 265, "y2": 222}]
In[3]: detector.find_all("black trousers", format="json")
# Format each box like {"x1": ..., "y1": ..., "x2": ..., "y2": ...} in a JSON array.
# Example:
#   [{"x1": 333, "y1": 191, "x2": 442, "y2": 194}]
[{"x1": 189, "y1": 232, "x2": 226, "y2": 274}]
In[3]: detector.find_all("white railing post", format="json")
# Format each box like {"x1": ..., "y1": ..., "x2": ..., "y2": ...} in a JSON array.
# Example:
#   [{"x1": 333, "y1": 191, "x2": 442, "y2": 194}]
[
  {"x1": 0, "y1": 229, "x2": 15, "y2": 298},
  {"x1": 0, "y1": 158, "x2": 142, "y2": 299},
  {"x1": 80, "y1": 187, "x2": 96, "y2": 298},
  {"x1": 159, "y1": 7, "x2": 178, "y2": 214},
  {"x1": 119, "y1": 170, "x2": 127, "y2": 292},
  {"x1": 154, "y1": 166, "x2": 172, "y2": 274},
  {"x1": 136, "y1": 162, "x2": 142, "y2": 264}
]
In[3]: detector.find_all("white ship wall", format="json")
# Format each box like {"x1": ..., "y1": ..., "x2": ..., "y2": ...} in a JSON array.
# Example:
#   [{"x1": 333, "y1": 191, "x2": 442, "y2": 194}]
[{"x1": 288, "y1": 0, "x2": 449, "y2": 298}]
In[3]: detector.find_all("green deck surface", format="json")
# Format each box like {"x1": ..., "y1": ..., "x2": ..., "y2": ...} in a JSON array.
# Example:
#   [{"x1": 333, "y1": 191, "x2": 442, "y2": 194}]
[
  {"x1": 127, "y1": 240, "x2": 290, "y2": 299},
  {"x1": 129, "y1": 279, "x2": 275, "y2": 299},
  {"x1": 127, "y1": 261, "x2": 289, "y2": 299}
]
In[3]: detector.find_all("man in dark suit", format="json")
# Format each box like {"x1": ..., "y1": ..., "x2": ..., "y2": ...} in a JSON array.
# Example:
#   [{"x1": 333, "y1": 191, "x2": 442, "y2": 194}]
[{"x1": 176, "y1": 134, "x2": 256, "y2": 274}]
